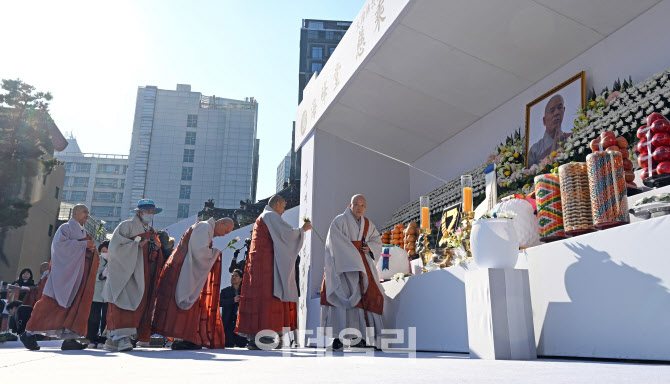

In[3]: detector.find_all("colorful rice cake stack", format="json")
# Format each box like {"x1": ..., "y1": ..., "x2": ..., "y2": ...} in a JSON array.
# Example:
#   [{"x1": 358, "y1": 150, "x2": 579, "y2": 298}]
[
  {"x1": 534, "y1": 174, "x2": 565, "y2": 241},
  {"x1": 586, "y1": 150, "x2": 630, "y2": 229},
  {"x1": 558, "y1": 162, "x2": 594, "y2": 236}
]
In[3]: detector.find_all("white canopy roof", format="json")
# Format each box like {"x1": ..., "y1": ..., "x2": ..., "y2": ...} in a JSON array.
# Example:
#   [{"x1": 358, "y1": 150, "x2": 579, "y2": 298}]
[{"x1": 296, "y1": 0, "x2": 660, "y2": 163}]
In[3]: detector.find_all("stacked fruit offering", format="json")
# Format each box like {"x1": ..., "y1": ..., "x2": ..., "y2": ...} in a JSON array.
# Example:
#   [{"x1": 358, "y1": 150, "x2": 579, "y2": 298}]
[
  {"x1": 636, "y1": 112, "x2": 670, "y2": 180},
  {"x1": 403, "y1": 221, "x2": 418, "y2": 258},
  {"x1": 391, "y1": 223, "x2": 405, "y2": 246},
  {"x1": 382, "y1": 230, "x2": 392, "y2": 245}
]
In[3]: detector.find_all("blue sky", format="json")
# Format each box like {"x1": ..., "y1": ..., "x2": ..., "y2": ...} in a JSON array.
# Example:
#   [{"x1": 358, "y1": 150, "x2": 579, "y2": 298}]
[{"x1": 1, "y1": 0, "x2": 364, "y2": 200}]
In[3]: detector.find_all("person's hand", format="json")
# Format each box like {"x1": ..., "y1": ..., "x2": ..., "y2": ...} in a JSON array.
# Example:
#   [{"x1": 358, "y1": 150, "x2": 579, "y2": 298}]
[
  {"x1": 234, "y1": 295, "x2": 240, "y2": 303},
  {"x1": 302, "y1": 222, "x2": 312, "y2": 232},
  {"x1": 361, "y1": 245, "x2": 370, "y2": 254},
  {"x1": 86, "y1": 239, "x2": 96, "y2": 250},
  {"x1": 139, "y1": 238, "x2": 149, "y2": 248}
]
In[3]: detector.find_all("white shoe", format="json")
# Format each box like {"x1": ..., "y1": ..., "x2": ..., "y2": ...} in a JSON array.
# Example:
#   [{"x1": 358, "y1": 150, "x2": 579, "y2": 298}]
[
  {"x1": 118, "y1": 337, "x2": 134, "y2": 352},
  {"x1": 103, "y1": 338, "x2": 118, "y2": 351}
]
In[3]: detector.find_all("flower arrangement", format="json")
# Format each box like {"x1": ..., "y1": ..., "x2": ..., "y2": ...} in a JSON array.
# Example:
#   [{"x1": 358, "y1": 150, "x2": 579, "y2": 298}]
[
  {"x1": 478, "y1": 210, "x2": 516, "y2": 220},
  {"x1": 392, "y1": 272, "x2": 411, "y2": 281},
  {"x1": 486, "y1": 76, "x2": 636, "y2": 198},
  {"x1": 450, "y1": 246, "x2": 470, "y2": 267}
]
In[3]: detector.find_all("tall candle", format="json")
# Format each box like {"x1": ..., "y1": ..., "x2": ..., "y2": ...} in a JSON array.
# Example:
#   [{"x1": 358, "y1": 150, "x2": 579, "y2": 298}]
[
  {"x1": 463, "y1": 187, "x2": 472, "y2": 211},
  {"x1": 461, "y1": 175, "x2": 473, "y2": 212},
  {"x1": 421, "y1": 207, "x2": 430, "y2": 229}
]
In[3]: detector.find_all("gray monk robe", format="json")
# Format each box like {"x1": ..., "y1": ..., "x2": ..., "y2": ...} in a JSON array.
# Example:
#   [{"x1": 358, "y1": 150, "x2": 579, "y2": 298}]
[
  {"x1": 102, "y1": 215, "x2": 163, "y2": 342},
  {"x1": 321, "y1": 208, "x2": 385, "y2": 346}
]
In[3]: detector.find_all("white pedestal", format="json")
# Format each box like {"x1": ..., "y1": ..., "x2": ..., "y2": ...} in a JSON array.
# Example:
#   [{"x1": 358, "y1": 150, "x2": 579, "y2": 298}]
[{"x1": 465, "y1": 268, "x2": 536, "y2": 360}]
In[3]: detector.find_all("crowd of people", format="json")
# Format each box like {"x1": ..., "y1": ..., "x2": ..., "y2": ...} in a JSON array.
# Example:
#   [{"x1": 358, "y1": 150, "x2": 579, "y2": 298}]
[{"x1": 5, "y1": 193, "x2": 384, "y2": 353}]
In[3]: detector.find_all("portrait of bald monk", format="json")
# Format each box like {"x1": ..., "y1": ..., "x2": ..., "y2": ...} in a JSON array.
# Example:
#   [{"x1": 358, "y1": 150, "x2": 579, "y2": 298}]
[
  {"x1": 153, "y1": 217, "x2": 235, "y2": 350},
  {"x1": 236, "y1": 194, "x2": 311, "y2": 350},
  {"x1": 321, "y1": 194, "x2": 384, "y2": 352},
  {"x1": 21, "y1": 204, "x2": 99, "y2": 351},
  {"x1": 527, "y1": 94, "x2": 573, "y2": 167}
]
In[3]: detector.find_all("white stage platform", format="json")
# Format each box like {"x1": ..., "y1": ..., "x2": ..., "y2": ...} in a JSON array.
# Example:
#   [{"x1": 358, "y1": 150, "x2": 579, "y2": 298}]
[
  {"x1": 380, "y1": 215, "x2": 670, "y2": 361},
  {"x1": 1, "y1": 342, "x2": 668, "y2": 383}
]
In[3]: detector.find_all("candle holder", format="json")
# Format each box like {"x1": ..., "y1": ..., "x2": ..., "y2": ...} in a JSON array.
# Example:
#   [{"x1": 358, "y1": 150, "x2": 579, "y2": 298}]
[
  {"x1": 461, "y1": 211, "x2": 475, "y2": 258},
  {"x1": 420, "y1": 227, "x2": 433, "y2": 272}
]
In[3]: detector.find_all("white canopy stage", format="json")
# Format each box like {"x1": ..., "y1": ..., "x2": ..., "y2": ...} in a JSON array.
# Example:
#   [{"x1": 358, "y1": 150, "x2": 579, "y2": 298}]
[{"x1": 295, "y1": 0, "x2": 670, "y2": 360}]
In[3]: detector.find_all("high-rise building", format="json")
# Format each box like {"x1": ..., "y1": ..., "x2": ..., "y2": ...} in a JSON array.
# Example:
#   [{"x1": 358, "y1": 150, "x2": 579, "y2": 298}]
[
  {"x1": 122, "y1": 84, "x2": 259, "y2": 229},
  {"x1": 276, "y1": 152, "x2": 291, "y2": 192},
  {"x1": 55, "y1": 138, "x2": 129, "y2": 233},
  {"x1": 298, "y1": 19, "x2": 352, "y2": 104},
  {"x1": 275, "y1": 19, "x2": 352, "y2": 192}
]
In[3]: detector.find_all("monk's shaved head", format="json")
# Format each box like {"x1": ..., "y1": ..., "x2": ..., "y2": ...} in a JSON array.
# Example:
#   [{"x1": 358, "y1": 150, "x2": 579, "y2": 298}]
[
  {"x1": 349, "y1": 194, "x2": 367, "y2": 220},
  {"x1": 214, "y1": 217, "x2": 235, "y2": 237},
  {"x1": 351, "y1": 194, "x2": 366, "y2": 205},
  {"x1": 269, "y1": 194, "x2": 287, "y2": 216},
  {"x1": 72, "y1": 204, "x2": 89, "y2": 226},
  {"x1": 217, "y1": 218, "x2": 235, "y2": 230},
  {"x1": 269, "y1": 195, "x2": 285, "y2": 208}
]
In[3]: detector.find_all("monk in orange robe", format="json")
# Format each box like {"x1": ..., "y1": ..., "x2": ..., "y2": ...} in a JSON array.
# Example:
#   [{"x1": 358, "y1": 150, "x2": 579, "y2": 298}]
[
  {"x1": 153, "y1": 217, "x2": 234, "y2": 350},
  {"x1": 236, "y1": 195, "x2": 311, "y2": 350},
  {"x1": 21, "y1": 205, "x2": 99, "y2": 351},
  {"x1": 102, "y1": 199, "x2": 164, "y2": 352}
]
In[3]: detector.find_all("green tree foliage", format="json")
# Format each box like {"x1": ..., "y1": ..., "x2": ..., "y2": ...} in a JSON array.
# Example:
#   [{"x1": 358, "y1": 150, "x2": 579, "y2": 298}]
[{"x1": 0, "y1": 78, "x2": 55, "y2": 228}]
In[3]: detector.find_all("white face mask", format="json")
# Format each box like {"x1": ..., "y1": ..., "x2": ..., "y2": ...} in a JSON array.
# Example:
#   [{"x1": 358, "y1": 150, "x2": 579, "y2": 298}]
[
  {"x1": 141, "y1": 213, "x2": 154, "y2": 224},
  {"x1": 100, "y1": 252, "x2": 108, "y2": 260}
]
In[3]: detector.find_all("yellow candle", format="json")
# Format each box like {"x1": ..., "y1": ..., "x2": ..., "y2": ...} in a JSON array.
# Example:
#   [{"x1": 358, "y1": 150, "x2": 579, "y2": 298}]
[
  {"x1": 463, "y1": 187, "x2": 472, "y2": 211},
  {"x1": 421, "y1": 207, "x2": 430, "y2": 229}
]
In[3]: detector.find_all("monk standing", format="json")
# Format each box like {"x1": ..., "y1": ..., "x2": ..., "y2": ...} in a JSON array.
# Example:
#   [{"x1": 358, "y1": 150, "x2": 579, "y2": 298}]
[
  {"x1": 21, "y1": 205, "x2": 99, "y2": 351},
  {"x1": 321, "y1": 195, "x2": 385, "y2": 351},
  {"x1": 236, "y1": 195, "x2": 311, "y2": 350},
  {"x1": 153, "y1": 217, "x2": 235, "y2": 350},
  {"x1": 102, "y1": 199, "x2": 164, "y2": 352}
]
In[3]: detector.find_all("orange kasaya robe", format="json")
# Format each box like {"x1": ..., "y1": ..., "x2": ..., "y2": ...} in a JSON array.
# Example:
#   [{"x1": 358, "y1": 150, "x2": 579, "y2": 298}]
[
  {"x1": 320, "y1": 217, "x2": 384, "y2": 316},
  {"x1": 106, "y1": 231, "x2": 163, "y2": 342},
  {"x1": 152, "y1": 224, "x2": 226, "y2": 349},
  {"x1": 25, "y1": 249, "x2": 99, "y2": 336},
  {"x1": 235, "y1": 217, "x2": 297, "y2": 335}
]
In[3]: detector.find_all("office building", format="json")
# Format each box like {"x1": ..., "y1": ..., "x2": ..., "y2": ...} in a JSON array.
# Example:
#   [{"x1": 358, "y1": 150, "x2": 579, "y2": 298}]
[
  {"x1": 122, "y1": 84, "x2": 259, "y2": 229},
  {"x1": 55, "y1": 138, "x2": 128, "y2": 233}
]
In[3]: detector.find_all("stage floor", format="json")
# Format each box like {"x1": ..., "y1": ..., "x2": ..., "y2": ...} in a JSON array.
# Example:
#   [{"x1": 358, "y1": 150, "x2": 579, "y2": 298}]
[{"x1": 1, "y1": 341, "x2": 668, "y2": 383}]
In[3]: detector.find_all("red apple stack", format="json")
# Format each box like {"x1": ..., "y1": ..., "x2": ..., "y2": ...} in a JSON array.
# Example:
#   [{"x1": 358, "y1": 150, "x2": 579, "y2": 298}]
[
  {"x1": 589, "y1": 131, "x2": 635, "y2": 187},
  {"x1": 636, "y1": 112, "x2": 670, "y2": 180}
]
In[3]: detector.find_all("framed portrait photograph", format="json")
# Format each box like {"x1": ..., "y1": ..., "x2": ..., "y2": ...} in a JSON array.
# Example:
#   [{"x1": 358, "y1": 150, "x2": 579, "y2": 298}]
[{"x1": 525, "y1": 71, "x2": 585, "y2": 168}]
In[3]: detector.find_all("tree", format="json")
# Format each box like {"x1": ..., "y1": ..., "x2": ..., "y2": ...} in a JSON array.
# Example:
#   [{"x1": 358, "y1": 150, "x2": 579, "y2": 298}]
[{"x1": 0, "y1": 79, "x2": 55, "y2": 229}]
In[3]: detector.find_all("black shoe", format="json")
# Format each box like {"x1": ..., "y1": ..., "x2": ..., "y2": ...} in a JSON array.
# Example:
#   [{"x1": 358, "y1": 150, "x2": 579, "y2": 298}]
[
  {"x1": 246, "y1": 339, "x2": 260, "y2": 350},
  {"x1": 20, "y1": 333, "x2": 40, "y2": 351},
  {"x1": 351, "y1": 339, "x2": 373, "y2": 349},
  {"x1": 61, "y1": 339, "x2": 87, "y2": 351},
  {"x1": 170, "y1": 340, "x2": 202, "y2": 350},
  {"x1": 327, "y1": 338, "x2": 344, "y2": 352}
]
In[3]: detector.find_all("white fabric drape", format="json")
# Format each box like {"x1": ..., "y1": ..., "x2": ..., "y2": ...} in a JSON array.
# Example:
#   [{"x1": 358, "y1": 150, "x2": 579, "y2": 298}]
[
  {"x1": 259, "y1": 205, "x2": 304, "y2": 303},
  {"x1": 175, "y1": 218, "x2": 221, "y2": 310},
  {"x1": 101, "y1": 215, "x2": 149, "y2": 311},
  {"x1": 43, "y1": 218, "x2": 88, "y2": 308}
]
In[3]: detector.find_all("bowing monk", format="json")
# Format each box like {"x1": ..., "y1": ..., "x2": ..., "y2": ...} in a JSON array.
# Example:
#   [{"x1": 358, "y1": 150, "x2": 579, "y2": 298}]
[
  {"x1": 102, "y1": 199, "x2": 164, "y2": 352},
  {"x1": 321, "y1": 195, "x2": 384, "y2": 351},
  {"x1": 153, "y1": 217, "x2": 235, "y2": 350},
  {"x1": 236, "y1": 195, "x2": 311, "y2": 350},
  {"x1": 21, "y1": 205, "x2": 99, "y2": 351}
]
